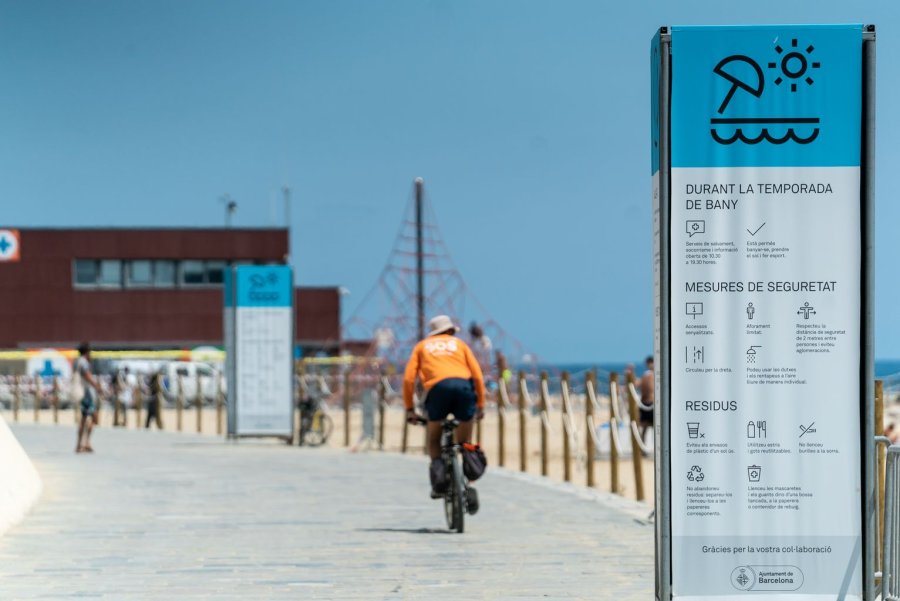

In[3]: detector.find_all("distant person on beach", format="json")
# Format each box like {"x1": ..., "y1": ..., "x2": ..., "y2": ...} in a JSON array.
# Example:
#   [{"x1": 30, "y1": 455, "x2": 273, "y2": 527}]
[
  {"x1": 73, "y1": 343, "x2": 101, "y2": 453},
  {"x1": 468, "y1": 322, "x2": 493, "y2": 380},
  {"x1": 405, "y1": 315, "x2": 486, "y2": 497},
  {"x1": 145, "y1": 370, "x2": 163, "y2": 429},
  {"x1": 887, "y1": 422, "x2": 899, "y2": 444},
  {"x1": 638, "y1": 356, "x2": 655, "y2": 440}
]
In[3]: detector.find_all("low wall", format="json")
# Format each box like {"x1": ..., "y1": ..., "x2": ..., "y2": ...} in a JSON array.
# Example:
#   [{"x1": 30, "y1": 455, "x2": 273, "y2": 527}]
[{"x1": 0, "y1": 417, "x2": 41, "y2": 535}]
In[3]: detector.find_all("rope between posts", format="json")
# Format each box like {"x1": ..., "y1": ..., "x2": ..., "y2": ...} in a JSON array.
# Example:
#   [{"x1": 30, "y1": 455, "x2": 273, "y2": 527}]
[
  {"x1": 609, "y1": 382, "x2": 623, "y2": 422},
  {"x1": 631, "y1": 420, "x2": 653, "y2": 454},
  {"x1": 519, "y1": 379, "x2": 533, "y2": 411},
  {"x1": 586, "y1": 415, "x2": 603, "y2": 448},
  {"x1": 609, "y1": 417, "x2": 623, "y2": 453},
  {"x1": 586, "y1": 380, "x2": 607, "y2": 415},
  {"x1": 540, "y1": 410, "x2": 554, "y2": 434},
  {"x1": 628, "y1": 381, "x2": 654, "y2": 412}
]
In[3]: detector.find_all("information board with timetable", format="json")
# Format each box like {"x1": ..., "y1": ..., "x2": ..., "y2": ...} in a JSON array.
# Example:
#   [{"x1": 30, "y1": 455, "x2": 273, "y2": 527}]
[{"x1": 224, "y1": 265, "x2": 294, "y2": 438}]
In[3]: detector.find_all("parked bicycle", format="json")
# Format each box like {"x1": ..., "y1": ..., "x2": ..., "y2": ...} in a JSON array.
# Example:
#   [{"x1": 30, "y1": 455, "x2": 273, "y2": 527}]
[
  {"x1": 298, "y1": 374, "x2": 334, "y2": 446},
  {"x1": 413, "y1": 415, "x2": 482, "y2": 533}
]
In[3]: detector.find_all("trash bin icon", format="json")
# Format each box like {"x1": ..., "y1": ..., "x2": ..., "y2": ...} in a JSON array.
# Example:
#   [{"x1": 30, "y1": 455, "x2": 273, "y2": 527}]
[
  {"x1": 747, "y1": 465, "x2": 762, "y2": 483},
  {"x1": 687, "y1": 423, "x2": 700, "y2": 439}
]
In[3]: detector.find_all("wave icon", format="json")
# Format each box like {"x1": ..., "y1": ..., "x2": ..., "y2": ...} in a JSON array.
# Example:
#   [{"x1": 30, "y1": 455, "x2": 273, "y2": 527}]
[{"x1": 709, "y1": 117, "x2": 820, "y2": 145}]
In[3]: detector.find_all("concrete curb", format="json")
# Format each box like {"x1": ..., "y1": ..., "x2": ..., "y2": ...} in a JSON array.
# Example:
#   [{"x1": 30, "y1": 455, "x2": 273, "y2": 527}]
[{"x1": 0, "y1": 416, "x2": 42, "y2": 536}]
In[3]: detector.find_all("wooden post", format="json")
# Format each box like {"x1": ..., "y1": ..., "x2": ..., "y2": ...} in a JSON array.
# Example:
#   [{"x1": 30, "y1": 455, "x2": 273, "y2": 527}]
[
  {"x1": 216, "y1": 373, "x2": 224, "y2": 435},
  {"x1": 585, "y1": 372, "x2": 596, "y2": 488},
  {"x1": 561, "y1": 372, "x2": 572, "y2": 482},
  {"x1": 196, "y1": 372, "x2": 203, "y2": 433},
  {"x1": 378, "y1": 377, "x2": 386, "y2": 450},
  {"x1": 13, "y1": 375, "x2": 20, "y2": 422},
  {"x1": 176, "y1": 374, "x2": 184, "y2": 432},
  {"x1": 135, "y1": 379, "x2": 143, "y2": 429},
  {"x1": 877, "y1": 379, "x2": 885, "y2": 559},
  {"x1": 401, "y1": 403, "x2": 410, "y2": 454},
  {"x1": 343, "y1": 371, "x2": 351, "y2": 447},
  {"x1": 154, "y1": 373, "x2": 164, "y2": 430},
  {"x1": 625, "y1": 370, "x2": 646, "y2": 501},
  {"x1": 52, "y1": 376, "x2": 60, "y2": 424},
  {"x1": 113, "y1": 373, "x2": 122, "y2": 427},
  {"x1": 497, "y1": 381, "x2": 507, "y2": 468},
  {"x1": 33, "y1": 376, "x2": 40, "y2": 423},
  {"x1": 518, "y1": 371, "x2": 527, "y2": 473},
  {"x1": 539, "y1": 370, "x2": 549, "y2": 477},
  {"x1": 610, "y1": 372, "x2": 620, "y2": 494}
]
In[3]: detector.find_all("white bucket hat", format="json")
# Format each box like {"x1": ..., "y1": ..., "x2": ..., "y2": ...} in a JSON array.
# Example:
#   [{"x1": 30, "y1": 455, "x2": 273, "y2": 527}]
[{"x1": 427, "y1": 315, "x2": 459, "y2": 337}]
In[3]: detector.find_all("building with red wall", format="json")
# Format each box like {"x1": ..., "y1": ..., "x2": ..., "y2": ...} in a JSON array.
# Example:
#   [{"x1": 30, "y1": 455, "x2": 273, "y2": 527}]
[{"x1": 0, "y1": 228, "x2": 340, "y2": 354}]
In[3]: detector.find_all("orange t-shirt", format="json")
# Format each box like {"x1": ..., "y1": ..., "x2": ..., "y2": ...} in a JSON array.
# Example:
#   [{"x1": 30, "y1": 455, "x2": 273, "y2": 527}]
[{"x1": 402, "y1": 334, "x2": 485, "y2": 410}]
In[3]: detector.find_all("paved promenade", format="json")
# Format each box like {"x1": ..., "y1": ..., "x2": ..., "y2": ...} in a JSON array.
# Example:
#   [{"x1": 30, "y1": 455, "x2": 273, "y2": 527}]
[{"x1": 1, "y1": 424, "x2": 653, "y2": 600}]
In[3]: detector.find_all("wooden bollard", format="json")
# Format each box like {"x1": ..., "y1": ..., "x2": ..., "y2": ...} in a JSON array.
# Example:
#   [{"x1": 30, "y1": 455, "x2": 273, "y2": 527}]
[
  {"x1": 877, "y1": 379, "x2": 885, "y2": 558},
  {"x1": 196, "y1": 372, "x2": 203, "y2": 433},
  {"x1": 33, "y1": 376, "x2": 40, "y2": 423},
  {"x1": 517, "y1": 371, "x2": 528, "y2": 472},
  {"x1": 113, "y1": 374, "x2": 122, "y2": 427},
  {"x1": 176, "y1": 374, "x2": 184, "y2": 432},
  {"x1": 539, "y1": 371, "x2": 549, "y2": 477},
  {"x1": 626, "y1": 370, "x2": 646, "y2": 501},
  {"x1": 13, "y1": 375, "x2": 20, "y2": 422},
  {"x1": 610, "y1": 372, "x2": 620, "y2": 494},
  {"x1": 585, "y1": 372, "x2": 596, "y2": 488},
  {"x1": 378, "y1": 377, "x2": 386, "y2": 450},
  {"x1": 497, "y1": 381, "x2": 507, "y2": 468},
  {"x1": 52, "y1": 376, "x2": 60, "y2": 424},
  {"x1": 561, "y1": 372, "x2": 571, "y2": 482},
  {"x1": 135, "y1": 380, "x2": 143, "y2": 428},
  {"x1": 154, "y1": 373, "x2": 164, "y2": 429},
  {"x1": 216, "y1": 373, "x2": 224, "y2": 435},
  {"x1": 343, "y1": 372, "x2": 351, "y2": 447}
]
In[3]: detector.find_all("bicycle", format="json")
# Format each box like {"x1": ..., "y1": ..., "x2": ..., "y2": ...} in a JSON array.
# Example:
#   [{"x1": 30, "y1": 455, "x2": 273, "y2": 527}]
[
  {"x1": 298, "y1": 397, "x2": 334, "y2": 447},
  {"x1": 412, "y1": 416, "x2": 478, "y2": 533}
]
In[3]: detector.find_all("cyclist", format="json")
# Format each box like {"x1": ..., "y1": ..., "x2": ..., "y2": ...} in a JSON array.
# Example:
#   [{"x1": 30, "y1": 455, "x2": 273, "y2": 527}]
[{"x1": 404, "y1": 315, "x2": 485, "y2": 496}]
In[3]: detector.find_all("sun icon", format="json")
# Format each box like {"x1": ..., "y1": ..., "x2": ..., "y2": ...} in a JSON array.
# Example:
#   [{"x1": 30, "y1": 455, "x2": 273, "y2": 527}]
[{"x1": 768, "y1": 38, "x2": 820, "y2": 92}]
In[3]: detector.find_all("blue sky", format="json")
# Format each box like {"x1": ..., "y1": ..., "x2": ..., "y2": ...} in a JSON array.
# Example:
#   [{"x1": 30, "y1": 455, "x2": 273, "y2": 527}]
[{"x1": 2, "y1": 1, "x2": 899, "y2": 362}]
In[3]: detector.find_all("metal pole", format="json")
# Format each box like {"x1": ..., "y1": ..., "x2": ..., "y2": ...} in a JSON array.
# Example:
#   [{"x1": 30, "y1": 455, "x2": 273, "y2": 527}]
[
  {"x1": 415, "y1": 177, "x2": 425, "y2": 341},
  {"x1": 878, "y1": 379, "x2": 886, "y2": 572}
]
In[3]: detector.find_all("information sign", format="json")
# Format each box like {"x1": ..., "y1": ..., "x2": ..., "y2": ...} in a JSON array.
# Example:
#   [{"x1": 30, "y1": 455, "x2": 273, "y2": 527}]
[
  {"x1": 224, "y1": 265, "x2": 294, "y2": 438},
  {"x1": 652, "y1": 25, "x2": 874, "y2": 600}
]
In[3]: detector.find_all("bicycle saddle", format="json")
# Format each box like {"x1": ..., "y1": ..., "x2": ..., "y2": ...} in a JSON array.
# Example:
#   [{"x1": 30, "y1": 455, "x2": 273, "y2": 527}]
[{"x1": 443, "y1": 418, "x2": 459, "y2": 431}]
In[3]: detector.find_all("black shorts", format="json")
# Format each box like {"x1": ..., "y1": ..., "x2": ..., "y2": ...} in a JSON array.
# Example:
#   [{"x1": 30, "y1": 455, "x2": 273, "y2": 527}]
[
  {"x1": 424, "y1": 378, "x2": 476, "y2": 422},
  {"x1": 640, "y1": 406, "x2": 654, "y2": 426}
]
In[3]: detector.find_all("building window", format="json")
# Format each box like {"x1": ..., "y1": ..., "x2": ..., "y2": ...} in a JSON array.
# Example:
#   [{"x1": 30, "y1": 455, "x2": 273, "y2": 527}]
[
  {"x1": 98, "y1": 260, "x2": 123, "y2": 287},
  {"x1": 74, "y1": 260, "x2": 98, "y2": 286},
  {"x1": 74, "y1": 259, "x2": 234, "y2": 289},
  {"x1": 181, "y1": 260, "x2": 205, "y2": 285},
  {"x1": 127, "y1": 260, "x2": 153, "y2": 287},
  {"x1": 153, "y1": 260, "x2": 176, "y2": 287},
  {"x1": 205, "y1": 260, "x2": 226, "y2": 284}
]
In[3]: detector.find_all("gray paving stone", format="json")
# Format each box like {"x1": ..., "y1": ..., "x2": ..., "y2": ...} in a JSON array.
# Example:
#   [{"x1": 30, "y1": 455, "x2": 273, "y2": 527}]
[{"x1": 1, "y1": 424, "x2": 654, "y2": 600}]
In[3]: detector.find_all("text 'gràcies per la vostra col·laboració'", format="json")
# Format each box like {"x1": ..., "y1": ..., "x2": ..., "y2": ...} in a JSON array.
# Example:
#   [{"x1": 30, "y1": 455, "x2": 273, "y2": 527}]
[{"x1": 685, "y1": 281, "x2": 837, "y2": 293}]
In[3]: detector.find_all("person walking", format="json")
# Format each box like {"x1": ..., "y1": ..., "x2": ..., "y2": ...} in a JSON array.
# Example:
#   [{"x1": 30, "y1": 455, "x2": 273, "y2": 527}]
[
  {"x1": 404, "y1": 315, "x2": 485, "y2": 496},
  {"x1": 638, "y1": 356, "x2": 655, "y2": 441},
  {"x1": 73, "y1": 343, "x2": 101, "y2": 453},
  {"x1": 145, "y1": 370, "x2": 163, "y2": 429}
]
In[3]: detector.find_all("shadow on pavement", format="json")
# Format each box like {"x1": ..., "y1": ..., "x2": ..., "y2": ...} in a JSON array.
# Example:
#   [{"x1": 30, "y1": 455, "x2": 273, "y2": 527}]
[{"x1": 356, "y1": 527, "x2": 455, "y2": 535}]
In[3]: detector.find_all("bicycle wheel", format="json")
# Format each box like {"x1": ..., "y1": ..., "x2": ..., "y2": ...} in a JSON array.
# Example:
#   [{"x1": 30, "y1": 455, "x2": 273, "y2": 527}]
[
  {"x1": 304, "y1": 412, "x2": 333, "y2": 447},
  {"x1": 444, "y1": 454, "x2": 465, "y2": 533}
]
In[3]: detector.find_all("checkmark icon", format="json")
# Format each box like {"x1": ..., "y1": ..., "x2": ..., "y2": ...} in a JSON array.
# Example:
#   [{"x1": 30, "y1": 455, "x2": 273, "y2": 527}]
[{"x1": 747, "y1": 222, "x2": 766, "y2": 236}]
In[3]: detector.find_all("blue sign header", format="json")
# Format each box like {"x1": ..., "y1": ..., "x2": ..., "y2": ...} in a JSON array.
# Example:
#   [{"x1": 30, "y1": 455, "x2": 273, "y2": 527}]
[
  {"x1": 671, "y1": 25, "x2": 862, "y2": 168},
  {"x1": 234, "y1": 265, "x2": 293, "y2": 308}
]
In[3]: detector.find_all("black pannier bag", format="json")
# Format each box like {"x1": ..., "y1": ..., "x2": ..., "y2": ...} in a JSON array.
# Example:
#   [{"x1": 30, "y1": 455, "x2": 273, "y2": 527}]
[{"x1": 461, "y1": 443, "x2": 487, "y2": 481}]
